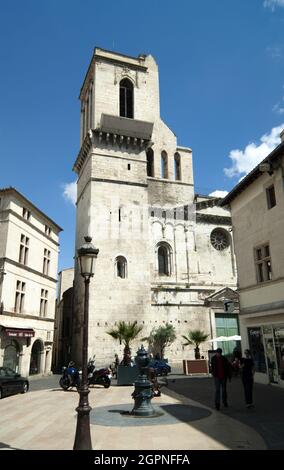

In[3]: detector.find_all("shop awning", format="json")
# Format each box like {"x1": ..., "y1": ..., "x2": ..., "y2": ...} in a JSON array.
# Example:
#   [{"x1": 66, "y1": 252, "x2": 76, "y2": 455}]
[
  {"x1": 1, "y1": 326, "x2": 35, "y2": 338},
  {"x1": 207, "y1": 335, "x2": 241, "y2": 342}
]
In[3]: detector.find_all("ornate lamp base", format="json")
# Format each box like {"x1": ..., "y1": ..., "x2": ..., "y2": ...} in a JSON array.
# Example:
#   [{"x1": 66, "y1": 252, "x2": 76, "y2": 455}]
[{"x1": 131, "y1": 375, "x2": 155, "y2": 417}]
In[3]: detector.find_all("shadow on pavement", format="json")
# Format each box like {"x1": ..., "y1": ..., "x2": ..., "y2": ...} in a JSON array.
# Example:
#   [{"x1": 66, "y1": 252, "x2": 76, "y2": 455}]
[
  {"x1": 163, "y1": 376, "x2": 284, "y2": 449},
  {"x1": 0, "y1": 442, "x2": 20, "y2": 450},
  {"x1": 159, "y1": 403, "x2": 211, "y2": 422}
]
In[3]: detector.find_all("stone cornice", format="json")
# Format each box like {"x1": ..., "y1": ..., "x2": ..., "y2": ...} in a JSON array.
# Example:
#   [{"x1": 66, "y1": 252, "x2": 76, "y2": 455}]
[
  {"x1": 147, "y1": 177, "x2": 194, "y2": 187},
  {"x1": 0, "y1": 209, "x2": 60, "y2": 247},
  {"x1": 196, "y1": 213, "x2": 232, "y2": 225},
  {"x1": 195, "y1": 198, "x2": 222, "y2": 210},
  {"x1": 151, "y1": 285, "x2": 230, "y2": 292},
  {"x1": 1, "y1": 258, "x2": 57, "y2": 283},
  {"x1": 0, "y1": 187, "x2": 62, "y2": 232},
  {"x1": 73, "y1": 129, "x2": 152, "y2": 174},
  {"x1": 91, "y1": 178, "x2": 147, "y2": 188},
  {"x1": 151, "y1": 302, "x2": 208, "y2": 307},
  {"x1": 241, "y1": 300, "x2": 284, "y2": 315},
  {"x1": 238, "y1": 275, "x2": 284, "y2": 293},
  {"x1": 2, "y1": 310, "x2": 55, "y2": 323},
  {"x1": 73, "y1": 132, "x2": 93, "y2": 174},
  {"x1": 96, "y1": 55, "x2": 147, "y2": 72}
]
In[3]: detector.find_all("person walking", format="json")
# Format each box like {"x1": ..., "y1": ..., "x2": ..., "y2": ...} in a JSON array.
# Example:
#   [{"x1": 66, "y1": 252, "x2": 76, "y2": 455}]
[
  {"x1": 211, "y1": 347, "x2": 232, "y2": 410},
  {"x1": 240, "y1": 349, "x2": 255, "y2": 408},
  {"x1": 231, "y1": 348, "x2": 242, "y2": 377}
]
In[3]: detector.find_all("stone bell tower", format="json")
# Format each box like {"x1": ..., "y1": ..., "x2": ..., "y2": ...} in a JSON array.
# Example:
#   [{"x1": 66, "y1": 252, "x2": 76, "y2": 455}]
[{"x1": 72, "y1": 48, "x2": 194, "y2": 366}]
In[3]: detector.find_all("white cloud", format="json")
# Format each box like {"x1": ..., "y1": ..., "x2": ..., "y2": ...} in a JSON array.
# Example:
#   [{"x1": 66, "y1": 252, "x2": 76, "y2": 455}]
[
  {"x1": 209, "y1": 190, "x2": 229, "y2": 198},
  {"x1": 273, "y1": 91, "x2": 284, "y2": 114},
  {"x1": 63, "y1": 181, "x2": 77, "y2": 206},
  {"x1": 224, "y1": 124, "x2": 284, "y2": 178},
  {"x1": 264, "y1": 0, "x2": 284, "y2": 10},
  {"x1": 273, "y1": 102, "x2": 284, "y2": 114},
  {"x1": 266, "y1": 46, "x2": 283, "y2": 60}
]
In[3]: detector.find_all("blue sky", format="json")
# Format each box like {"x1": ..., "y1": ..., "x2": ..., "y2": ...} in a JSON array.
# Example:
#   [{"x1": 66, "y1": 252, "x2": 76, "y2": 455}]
[{"x1": 1, "y1": 0, "x2": 284, "y2": 270}]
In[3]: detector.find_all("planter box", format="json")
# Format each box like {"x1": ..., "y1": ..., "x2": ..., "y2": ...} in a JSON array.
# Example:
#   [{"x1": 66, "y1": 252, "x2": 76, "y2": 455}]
[
  {"x1": 117, "y1": 365, "x2": 139, "y2": 385},
  {"x1": 183, "y1": 359, "x2": 209, "y2": 375}
]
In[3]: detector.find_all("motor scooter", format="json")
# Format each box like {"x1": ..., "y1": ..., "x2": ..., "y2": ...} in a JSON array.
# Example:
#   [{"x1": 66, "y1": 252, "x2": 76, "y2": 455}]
[
  {"x1": 87, "y1": 359, "x2": 112, "y2": 388},
  {"x1": 59, "y1": 362, "x2": 81, "y2": 390}
]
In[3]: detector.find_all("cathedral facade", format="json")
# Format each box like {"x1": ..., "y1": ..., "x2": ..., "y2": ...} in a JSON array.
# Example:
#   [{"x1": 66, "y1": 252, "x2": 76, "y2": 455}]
[{"x1": 71, "y1": 48, "x2": 238, "y2": 366}]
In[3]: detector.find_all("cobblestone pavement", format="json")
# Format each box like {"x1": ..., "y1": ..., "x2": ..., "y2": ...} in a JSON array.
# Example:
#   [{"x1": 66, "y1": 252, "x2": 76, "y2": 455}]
[{"x1": 164, "y1": 375, "x2": 284, "y2": 450}]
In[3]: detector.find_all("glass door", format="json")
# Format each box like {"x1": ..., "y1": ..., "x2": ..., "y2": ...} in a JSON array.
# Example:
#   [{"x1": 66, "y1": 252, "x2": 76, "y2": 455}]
[
  {"x1": 263, "y1": 326, "x2": 278, "y2": 384},
  {"x1": 215, "y1": 314, "x2": 239, "y2": 357}
]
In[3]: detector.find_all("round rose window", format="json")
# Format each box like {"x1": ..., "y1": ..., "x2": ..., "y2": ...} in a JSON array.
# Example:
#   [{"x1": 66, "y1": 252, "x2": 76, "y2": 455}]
[{"x1": 210, "y1": 228, "x2": 229, "y2": 251}]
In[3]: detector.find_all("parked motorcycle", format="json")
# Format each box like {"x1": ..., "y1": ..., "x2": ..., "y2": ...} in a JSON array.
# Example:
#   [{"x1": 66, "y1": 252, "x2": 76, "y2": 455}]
[
  {"x1": 59, "y1": 361, "x2": 81, "y2": 390},
  {"x1": 87, "y1": 359, "x2": 112, "y2": 388},
  {"x1": 148, "y1": 359, "x2": 171, "y2": 376}
]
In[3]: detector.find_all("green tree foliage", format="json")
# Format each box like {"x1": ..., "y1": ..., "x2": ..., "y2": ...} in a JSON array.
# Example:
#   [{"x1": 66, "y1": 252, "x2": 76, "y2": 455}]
[
  {"x1": 182, "y1": 329, "x2": 209, "y2": 359},
  {"x1": 143, "y1": 323, "x2": 176, "y2": 359},
  {"x1": 107, "y1": 321, "x2": 143, "y2": 365}
]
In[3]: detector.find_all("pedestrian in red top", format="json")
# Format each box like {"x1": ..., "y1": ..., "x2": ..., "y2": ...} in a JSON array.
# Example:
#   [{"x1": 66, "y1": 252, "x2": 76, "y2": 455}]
[{"x1": 211, "y1": 348, "x2": 232, "y2": 410}]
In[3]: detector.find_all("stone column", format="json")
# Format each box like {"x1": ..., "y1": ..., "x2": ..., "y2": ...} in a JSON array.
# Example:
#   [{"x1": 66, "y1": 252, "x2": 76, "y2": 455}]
[
  {"x1": 39, "y1": 349, "x2": 45, "y2": 374},
  {"x1": 44, "y1": 347, "x2": 52, "y2": 374},
  {"x1": 18, "y1": 351, "x2": 25, "y2": 375},
  {"x1": 22, "y1": 344, "x2": 31, "y2": 377}
]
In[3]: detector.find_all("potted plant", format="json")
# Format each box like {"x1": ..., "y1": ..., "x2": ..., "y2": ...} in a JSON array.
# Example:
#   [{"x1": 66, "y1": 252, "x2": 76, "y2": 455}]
[
  {"x1": 107, "y1": 321, "x2": 143, "y2": 384},
  {"x1": 182, "y1": 329, "x2": 209, "y2": 374}
]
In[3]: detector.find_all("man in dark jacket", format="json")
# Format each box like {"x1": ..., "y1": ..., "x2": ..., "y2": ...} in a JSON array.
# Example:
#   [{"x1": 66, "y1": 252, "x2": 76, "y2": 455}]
[{"x1": 211, "y1": 348, "x2": 232, "y2": 410}]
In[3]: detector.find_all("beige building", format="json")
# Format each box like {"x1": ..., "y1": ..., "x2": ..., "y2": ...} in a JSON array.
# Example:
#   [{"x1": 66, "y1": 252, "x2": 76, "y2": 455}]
[
  {"x1": 222, "y1": 130, "x2": 284, "y2": 386},
  {"x1": 71, "y1": 48, "x2": 239, "y2": 367},
  {"x1": 0, "y1": 187, "x2": 62, "y2": 376}
]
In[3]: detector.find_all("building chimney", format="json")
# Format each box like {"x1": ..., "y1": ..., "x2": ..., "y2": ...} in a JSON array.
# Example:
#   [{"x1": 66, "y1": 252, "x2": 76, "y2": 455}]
[{"x1": 280, "y1": 129, "x2": 284, "y2": 142}]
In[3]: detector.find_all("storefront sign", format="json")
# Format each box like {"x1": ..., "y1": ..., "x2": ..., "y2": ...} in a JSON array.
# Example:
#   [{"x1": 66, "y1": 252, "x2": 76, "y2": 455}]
[{"x1": 5, "y1": 328, "x2": 35, "y2": 338}]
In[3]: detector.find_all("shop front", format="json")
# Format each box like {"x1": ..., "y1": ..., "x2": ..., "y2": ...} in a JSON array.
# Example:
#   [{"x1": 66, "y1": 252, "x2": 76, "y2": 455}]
[
  {"x1": 0, "y1": 324, "x2": 35, "y2": 375},
  {"x1": 247, "y1": 324, "x2": 284, "y2": 386}
]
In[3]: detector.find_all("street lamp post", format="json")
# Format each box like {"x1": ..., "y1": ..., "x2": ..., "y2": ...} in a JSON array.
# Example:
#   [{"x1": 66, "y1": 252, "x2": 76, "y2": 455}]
[{"x1": 73, "y1": 236, "x2": 99, "y2": 451}]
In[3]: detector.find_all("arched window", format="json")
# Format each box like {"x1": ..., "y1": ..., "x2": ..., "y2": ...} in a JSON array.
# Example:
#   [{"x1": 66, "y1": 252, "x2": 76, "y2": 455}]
[
  {"x1": 115, "y1": 256, "x2": 127, "y2": 279},
  {"x1": 174, "y1": 153, "x2": 181, "y2": 180},
  {"x1": 120, "y1": 79, "x2": 134, "y2": 118},
  {"x1": 161, "y1": 151, "x2": 168, "y2": 178},
  {"x1": 146, "y1": 148, "x2": 154, "y2": 177},
  {"x1": 157, "y1": 243, "x2": 172, "y2": 276}
]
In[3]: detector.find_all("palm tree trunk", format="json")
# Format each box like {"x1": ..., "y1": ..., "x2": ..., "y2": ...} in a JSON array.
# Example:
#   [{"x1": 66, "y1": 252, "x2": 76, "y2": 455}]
[
  {"x1": 195, "y1": 347, "x2": 200, "y2": 360},
  {"x1": 123, "y1": 345, "x2": 131, "y2": 366}
]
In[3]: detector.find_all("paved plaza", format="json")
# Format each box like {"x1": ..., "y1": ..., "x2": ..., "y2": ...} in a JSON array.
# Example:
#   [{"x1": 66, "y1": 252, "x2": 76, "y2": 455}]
[{"x1": 0, "y1": 375, "x2": 267, "y2": 451}]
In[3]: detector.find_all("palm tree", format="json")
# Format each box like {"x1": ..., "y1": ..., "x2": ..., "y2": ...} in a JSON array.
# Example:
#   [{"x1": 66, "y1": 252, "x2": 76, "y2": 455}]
[
  {"x1": 182, "y1": 329, "x2": 209, "y2": 359},
  {"x1": 107, "y1": 321, "x2": 143, "y2": 366},
  {"x1": 143, "y1": 323, "x2": 176, "y2": 359}
]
